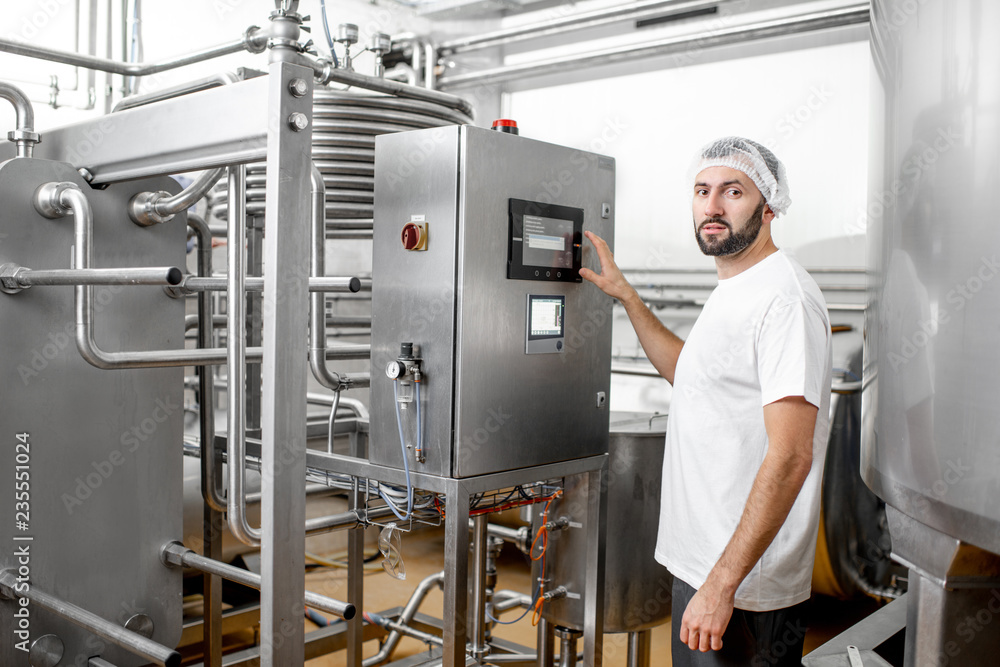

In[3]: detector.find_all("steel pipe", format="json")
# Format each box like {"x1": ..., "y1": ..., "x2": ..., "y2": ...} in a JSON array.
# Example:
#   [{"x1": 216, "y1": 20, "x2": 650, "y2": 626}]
[
  {"x1": 308, "y1": 163, "x2": 368, "y2": 392},
  {"x1": 295, "y1": 52, "x2": 474, "y2": 117},
  {"x1": 0, "y1": 570, "x2": 181, "y2": 667},
  {"x1": 4, "y1": 265, "x2": 182, "y2": 287},
  {"x1": 0, "y1": 81, "x2": 40, "y2": 157},
  {"x1": 226, "y1": 164, "x2": 261, "y2": 549},
  {"x1": 439, "y1": 0, "x2": 727, "y2": 55},
  {"x1": 179, "y1": 275, "x2": 361, "y2": 294},
  {"x1": 362, "y1": 571, "x2": 446, "y2": 667},
  {"x1": 437, "y1": 2, "x2": 870, "y2": 90},
  {"x1": 303, "y1": 504, "x2": 395, "y2": 535},
  {"x1": 129, "y1": 168, "x2": 226, "y2": 226},
  {"x1": 114, "y1": 71, "x2": 241, "y2": 111},
  {"x1": 470, "y1": 515, "x2": 490, "y2": 661},
  {"x1": 0, "y1": 27, "x2": 265, "y2": 77},
  {"x1": 160, "y1": 543, "x2": 355, "y2": 620},
  {"x1": 189, "y1": 214, "x2": 227, "y2": 513}
]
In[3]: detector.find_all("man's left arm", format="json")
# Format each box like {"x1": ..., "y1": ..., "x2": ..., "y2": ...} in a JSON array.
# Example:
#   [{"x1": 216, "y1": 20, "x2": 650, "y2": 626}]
[{"x1": 679, "y1": 396, "x2": 818, "y2": 652}]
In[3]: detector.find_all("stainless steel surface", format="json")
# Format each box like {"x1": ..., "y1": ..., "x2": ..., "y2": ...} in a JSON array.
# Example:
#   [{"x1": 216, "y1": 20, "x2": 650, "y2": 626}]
[
  {"x1": 439, "y1": 0, "x2": 727, "y2": 55},
  {"x1": 0, "y1": 158, "x2": 183, "y2": 667},
  {"x1": 554, "y1": 626, "x2": 580, "y2": 667},
  {"x1": 537, "y1": 617, "x2": 555, "y2": 667},
  {"x1": 179, "y1": 275, "x2": 360, "y2": 293},
  {"x1": 0, "y1": 571, "x2": 181, "y2": 667},
  {"x1": 437, "y1": 3, "x2": 869, "y2": 90},
  {"x1": 4, "y1": 265, "x2": 182, "y2": 287},
  {"x1": 258, "y1": 60, "x2": 312, "y2": 667},
  {"x1": 226, "y1": 164, "x2": 261, "y2": 549},
  {"x1": 847, "y1": 645, "x2": 864, "y2": 667},
  {"x1": 535, "y1": 412, "x2": 670, "y2": 633},
  {"x1": 470, "y1": 515, "x2": 490, "y2": 661},
  {"x1": 370, "y1": 125, "x2": 615, "y2": 478},
  {"x1": 626, "y1": 630, "x2": 651, "y2": 667},
  {"x1": 28, "y1": 633, "x2": 64, "y2": 667},
  {"x1": 298, "y1": 53, "x2": 474, "y2": 117},
  {"x1": 444, "y1": 486, "x2": 472, "y2": 666},
  {"x1": 129, "y1": 167, "x2": 224, "y2": 226},
  {"x1": 363, "y1": 573, "x2": 445, "y2": 666},
  {"x1": 114, "y1": 72, "x2": 241, "y2": 112},
  {"x1": 160, "y1": 544, "x2": 355, "y2": 620},
  {"x1": 0, "y1": 80, "x2": 41, "y2": 157},
  {"x1": 865, "y1": 0, "x2": 1000, "y2": 558},
  {"x1": 804, "y1": 593, "x2": 906, "y2": 661},
  {"x1": 1, "y1": 76, "x2": 272, "y2": 183},
  {"x1": 209, "y1": 88, "x2": 471, "y2": 226}
]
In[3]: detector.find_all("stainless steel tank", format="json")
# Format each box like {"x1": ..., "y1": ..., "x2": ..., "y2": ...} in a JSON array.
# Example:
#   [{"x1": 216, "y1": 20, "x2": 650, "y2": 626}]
[
  {"x1": 866, "y1": 2, "x2": 1000, "y2": 663},
  {"x1": 533, "y1": 411, "x2": 671, "y2": 633}
]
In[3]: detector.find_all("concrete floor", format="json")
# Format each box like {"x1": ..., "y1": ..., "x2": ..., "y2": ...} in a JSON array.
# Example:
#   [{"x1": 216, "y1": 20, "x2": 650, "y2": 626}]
[{"x1": 301, "y1": 524, "x2": 882, "y2": 666}]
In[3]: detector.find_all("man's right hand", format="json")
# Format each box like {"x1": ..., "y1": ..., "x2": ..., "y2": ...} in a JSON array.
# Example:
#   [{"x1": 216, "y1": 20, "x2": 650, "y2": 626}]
[{"x1": 579, "y1": 230, "x2": 637, "y2": 304}]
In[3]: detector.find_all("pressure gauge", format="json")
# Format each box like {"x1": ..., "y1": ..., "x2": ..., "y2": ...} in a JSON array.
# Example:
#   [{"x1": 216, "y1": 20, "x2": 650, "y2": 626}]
[{"x1": 386, "y1": 360, "x2": 406, "y2": 379}]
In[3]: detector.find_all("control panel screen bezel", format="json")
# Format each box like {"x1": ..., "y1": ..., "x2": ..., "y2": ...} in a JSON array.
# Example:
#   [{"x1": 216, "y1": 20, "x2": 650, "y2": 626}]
[{"x1": 507, "y1": 198, "x2": 584, "y2": 282}]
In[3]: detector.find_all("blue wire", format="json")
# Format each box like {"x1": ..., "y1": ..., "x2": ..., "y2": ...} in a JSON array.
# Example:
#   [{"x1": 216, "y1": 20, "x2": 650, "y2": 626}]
[
  {"x1": 386, "y1": 379, "x2": 413, "y2": 521},
  {"x1": 319, "y1": 0, "x2": 340, "y2": 68},
  {"x1": 488, "y1": 580, "x2": 540, "y2": 625},
  {"x1": 834, "y1": 367, "x2": 861, "y2": 382}
]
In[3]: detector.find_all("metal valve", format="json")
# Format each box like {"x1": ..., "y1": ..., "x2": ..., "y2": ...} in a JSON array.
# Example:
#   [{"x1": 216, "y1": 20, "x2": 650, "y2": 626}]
[
  {"x1": 369, "y1": 32, "x2": 391, "y2": 78},
  {"x1": 336, "y1": 23, "x2": 359, "y2": 70}
]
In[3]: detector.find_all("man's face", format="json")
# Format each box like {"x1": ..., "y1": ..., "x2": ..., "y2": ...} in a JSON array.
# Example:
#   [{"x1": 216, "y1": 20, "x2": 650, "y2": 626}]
[{"x1": 692, "y1": 166, "x2": 771, "y2": 257}]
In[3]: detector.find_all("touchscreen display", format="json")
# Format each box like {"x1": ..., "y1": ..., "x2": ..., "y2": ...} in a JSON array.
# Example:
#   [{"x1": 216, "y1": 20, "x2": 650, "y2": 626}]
[
  {"x1": 528, "y1": 296, "x2": 564, "y2": 339},
  {"x1": 523, "y1": 215, "x2": 574, "y2": 269}
]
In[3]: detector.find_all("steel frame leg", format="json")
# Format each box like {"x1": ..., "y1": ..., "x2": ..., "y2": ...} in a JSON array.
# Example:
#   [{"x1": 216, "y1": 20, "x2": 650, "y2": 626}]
[
  {"x1": 582, "y1": 465, "x2": 607, "y2": 667},
  {"x1": 444, "y1": 481, "x2": 471, "y2": 666},
  {"x1": 258, "y1": 60, "x2": 314, "y2": 667}
]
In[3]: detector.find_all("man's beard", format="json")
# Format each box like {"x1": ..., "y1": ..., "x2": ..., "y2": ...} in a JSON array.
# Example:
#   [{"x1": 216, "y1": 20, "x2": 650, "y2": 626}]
[{"x1": 694, "y1": 199, "x2": 766, "y2": 256}]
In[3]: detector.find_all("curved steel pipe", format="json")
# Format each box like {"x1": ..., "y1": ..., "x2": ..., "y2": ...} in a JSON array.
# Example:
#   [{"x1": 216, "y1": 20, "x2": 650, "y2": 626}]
[
  {"x1": 297, "y1": 53, "x2": 474, "y2": 117},
  {"x1": 437, "y1": 2, "x2": 869, "y2": 90},
  {"x1": 309, "y1": 163, "x2": 367, "y2": 391},
  {"x1": 0, "y1": 28, "x2": 265, "y2": 77},
  {"x1": 27, "y1": 180, "x2": 260, "y2": 370},
  {"x1": 129, "y1": 168, "x2": 226, "y2": 226},
  {"x1": 362, "y1": 571, "x2": 446, "y2": 667},
  {"x1": 0, "y1": 80, "x2": 40, "y2": 157},
  {"x1": 226, "y1": 164, "x2": 261, "y2": 548},
  {"x1": 0, "y1": 570, "x2": 181, "y2": 667},
  {"x1": 189, "y1": 213, "x2": 226, "y2": 513}
]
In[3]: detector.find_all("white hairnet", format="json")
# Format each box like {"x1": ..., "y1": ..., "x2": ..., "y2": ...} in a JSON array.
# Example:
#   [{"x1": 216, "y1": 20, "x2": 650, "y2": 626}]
[{"x1": 689, "y1": 137, "x2": 791, "y2": 216}]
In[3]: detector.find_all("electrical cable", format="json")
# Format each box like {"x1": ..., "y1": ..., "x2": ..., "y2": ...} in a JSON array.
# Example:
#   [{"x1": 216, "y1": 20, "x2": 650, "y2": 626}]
[{"x1": 319, "y1": 0, "x2": 340, "y2": 68}]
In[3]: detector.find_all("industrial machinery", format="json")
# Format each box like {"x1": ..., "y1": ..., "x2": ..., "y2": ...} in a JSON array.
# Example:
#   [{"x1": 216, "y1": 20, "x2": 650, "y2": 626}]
[{"x1": 0, "y1": 3, "x2": 616, "y2": 665}]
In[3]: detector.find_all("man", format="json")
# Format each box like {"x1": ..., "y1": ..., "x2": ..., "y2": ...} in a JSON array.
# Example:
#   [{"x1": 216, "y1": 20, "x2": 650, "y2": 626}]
[{"x1": 581, "y1": 137, "x2": 832, "y2": 666}]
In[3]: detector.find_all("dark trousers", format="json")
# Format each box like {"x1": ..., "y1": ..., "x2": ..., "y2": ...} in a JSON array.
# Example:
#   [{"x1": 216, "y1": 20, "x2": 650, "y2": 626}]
[{"x1": 670, "y1": 577, "x2": 808, "y2": 667}]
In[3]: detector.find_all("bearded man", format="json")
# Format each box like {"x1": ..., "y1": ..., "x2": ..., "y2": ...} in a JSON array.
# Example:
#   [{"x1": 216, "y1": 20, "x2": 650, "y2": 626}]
[{"x1": 581, "y1": 137, "x2": 832, "y2": 666}]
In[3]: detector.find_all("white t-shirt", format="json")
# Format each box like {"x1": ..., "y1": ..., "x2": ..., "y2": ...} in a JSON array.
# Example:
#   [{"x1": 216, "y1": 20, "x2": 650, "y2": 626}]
[{"x1": 653, "y1": 250, "x2": 832, "y2": 612}]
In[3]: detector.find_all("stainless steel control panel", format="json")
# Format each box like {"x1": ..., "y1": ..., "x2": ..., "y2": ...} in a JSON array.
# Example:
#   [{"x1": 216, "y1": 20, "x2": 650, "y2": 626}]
[{"x1": 370, "y1": 125, "x2": 615, "y2": 478}]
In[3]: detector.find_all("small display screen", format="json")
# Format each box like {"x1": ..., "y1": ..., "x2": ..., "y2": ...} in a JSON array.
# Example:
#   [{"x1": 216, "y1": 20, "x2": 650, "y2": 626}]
[
  {"x1": 523, "y1": 215, "x2": 574, "y2": 269},
  {"x1": 528, "y1": 295, "x2": 564, "y2": 340},
  {"x1": 507, "y1": 199, "x2": 584, "y2": 283}
]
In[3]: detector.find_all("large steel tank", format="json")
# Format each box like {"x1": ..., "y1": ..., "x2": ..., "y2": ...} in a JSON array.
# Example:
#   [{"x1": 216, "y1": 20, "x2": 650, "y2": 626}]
[
  {"x1": 532, "y1": 411, "x2": 671, "y2": 633},
  {"x1": 867, "y1": 1, "x2": 1000, "y2": 663}
]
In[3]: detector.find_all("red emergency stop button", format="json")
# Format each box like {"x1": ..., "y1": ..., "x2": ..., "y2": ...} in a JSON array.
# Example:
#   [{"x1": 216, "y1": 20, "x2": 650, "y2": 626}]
[
  {"x1": 401, "y1": 222, "x2": 427, "y2": 250},
  {"x1": 491, "y1": 119, "x2": 519, "y2": 135}
]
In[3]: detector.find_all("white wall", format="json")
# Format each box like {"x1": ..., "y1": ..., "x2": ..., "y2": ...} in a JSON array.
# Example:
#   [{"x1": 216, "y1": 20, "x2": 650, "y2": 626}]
[{"x1": 504, "y1": 37, "x2": 871, "y2": 412}]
